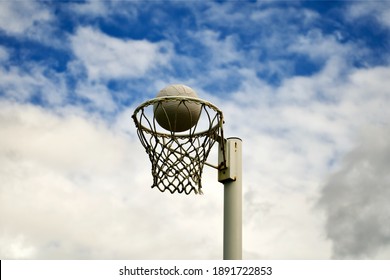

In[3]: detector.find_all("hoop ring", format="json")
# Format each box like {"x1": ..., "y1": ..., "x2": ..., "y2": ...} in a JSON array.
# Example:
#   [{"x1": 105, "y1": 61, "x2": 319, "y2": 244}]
[{"x1": 132, "y1": 96, "x2": 224, "y2": 138}]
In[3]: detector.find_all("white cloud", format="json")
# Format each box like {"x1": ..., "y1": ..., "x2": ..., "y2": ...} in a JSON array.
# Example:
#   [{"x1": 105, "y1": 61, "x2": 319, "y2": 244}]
[
  {"x1": 288, "y1": 29, "x2": 355, "y2": 62},
  {"x1": 0, "y1": 65, "x2": 67, "y2": 105},
  {"x1": 211, "y1": 57, "x2": 390, "y2": 259},
  {"x1": 0, "y1": 101, "x2": 225, "y2": 259},
  {"x1": 70, "y1": 27, "x2": 173, "y2": 81},
  {"x1": 347, "y1": 1, "x2": 390, "y2": 29},
  {"x1": 319, "y1": 126, "x2": 390, "y2": 259},
  {"x1": 192, "y1": 30, "x2": 240, "y2": 66},
  {"x1": 0, "y1": 1, "x2": 52, "y2": 35},
  {"x1": 0, "y1": 101, "x2": 139, "y2": 258},
  {"x1": 75, "y1": 82, "x2": 117, "y2": 112},
  {"x1": 69, "y1": 0, "x2": 111, "y2": 17}
]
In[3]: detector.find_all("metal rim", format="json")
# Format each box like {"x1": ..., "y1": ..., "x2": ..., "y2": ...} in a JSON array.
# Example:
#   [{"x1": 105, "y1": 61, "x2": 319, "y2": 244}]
[{"x1": 132, "y1": 96, "x2": 224, "y2": 138}]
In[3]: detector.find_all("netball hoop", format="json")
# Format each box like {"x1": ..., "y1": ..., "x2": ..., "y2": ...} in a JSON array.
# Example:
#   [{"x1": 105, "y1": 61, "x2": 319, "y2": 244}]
[
  {"x1": 132, "y1": 85, "x2": 242, "y2": 260},
  {"x1": 132, "y1": 96, "x2": 225, "y2": 194}
]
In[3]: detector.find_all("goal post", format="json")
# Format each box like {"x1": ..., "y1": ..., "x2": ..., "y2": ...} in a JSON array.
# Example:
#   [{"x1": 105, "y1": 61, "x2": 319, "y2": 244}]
[
  {"x1": 132, "y1": 84, "x2": 242, "y2": 260},
  {"x1": 219, "y1": 138, "x2": 243, "y2": 260}
]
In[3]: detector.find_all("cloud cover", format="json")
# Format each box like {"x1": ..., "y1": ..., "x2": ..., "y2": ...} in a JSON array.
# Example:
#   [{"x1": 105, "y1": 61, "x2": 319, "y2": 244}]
[
  {"x1": 320, "y1": 126, "x2": 390, "y2": 259},
  {"x1": 1, "y1": 0, "x2": 390, "y2": 259},
  {"x1": 70, "y1": 27, "x2": 173, "y2": 81}
]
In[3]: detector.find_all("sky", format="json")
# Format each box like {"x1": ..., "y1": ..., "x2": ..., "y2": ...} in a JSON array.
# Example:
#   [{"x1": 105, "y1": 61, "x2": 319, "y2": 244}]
[{"x1": 1, "y1": 0, "x2": 390, "y2": 260}]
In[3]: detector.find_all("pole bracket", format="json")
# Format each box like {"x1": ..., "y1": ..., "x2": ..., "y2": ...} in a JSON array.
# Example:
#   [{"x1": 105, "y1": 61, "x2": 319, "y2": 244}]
[{"x1": 218, "y1": 137, "x2": 241, "y2": 183}]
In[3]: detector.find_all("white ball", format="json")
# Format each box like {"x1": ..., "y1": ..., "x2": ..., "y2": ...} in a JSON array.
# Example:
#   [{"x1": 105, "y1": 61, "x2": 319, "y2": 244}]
[{"x1": 153, "y1": 84, "x2": 201, "y2": 132}]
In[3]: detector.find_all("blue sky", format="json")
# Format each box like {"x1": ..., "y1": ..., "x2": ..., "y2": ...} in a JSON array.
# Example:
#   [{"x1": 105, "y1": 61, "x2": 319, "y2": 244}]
[{"x1": 1, "y1": 0, "x2": 390, "y2": 259}]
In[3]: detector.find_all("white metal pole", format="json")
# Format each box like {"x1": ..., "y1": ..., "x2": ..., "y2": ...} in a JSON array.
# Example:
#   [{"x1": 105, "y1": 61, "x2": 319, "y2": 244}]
[{"x1": 218, "y1": 137, "x2": 242, "y2": 260}]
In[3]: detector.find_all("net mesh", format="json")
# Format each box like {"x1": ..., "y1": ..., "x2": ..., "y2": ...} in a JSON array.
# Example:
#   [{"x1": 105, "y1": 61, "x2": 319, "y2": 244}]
[{"x1": 132, "y1": 96, "x2": 224, "y2": 194}]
